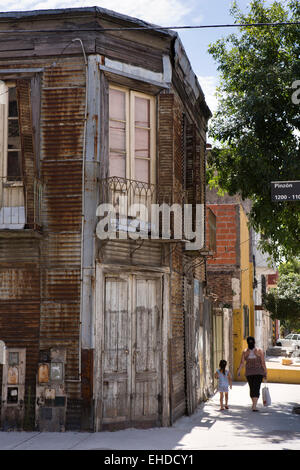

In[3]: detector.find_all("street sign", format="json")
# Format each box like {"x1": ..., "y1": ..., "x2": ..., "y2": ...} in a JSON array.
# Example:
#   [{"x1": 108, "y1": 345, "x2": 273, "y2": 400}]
[{"x1": 271, "y1": 181, "x2": 300, "y2": 201}]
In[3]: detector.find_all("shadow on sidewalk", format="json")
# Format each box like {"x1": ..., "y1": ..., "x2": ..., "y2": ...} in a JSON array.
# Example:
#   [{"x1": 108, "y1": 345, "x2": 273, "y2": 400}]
[{"x1": 172, "y1": 382, "x2": 300, "y2": 448}]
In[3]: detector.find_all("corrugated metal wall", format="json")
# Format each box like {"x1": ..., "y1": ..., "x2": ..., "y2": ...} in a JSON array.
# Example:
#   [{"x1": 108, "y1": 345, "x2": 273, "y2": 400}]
[
  {"x1": 0, "y1": 236, "x2": 41, "y2": 428},
  {"x1": 0, "y1": 57, "x2": 86, "y2": 429},
  {"x1": 40, "y1": 59, "x2": 85, "y2": 429}
]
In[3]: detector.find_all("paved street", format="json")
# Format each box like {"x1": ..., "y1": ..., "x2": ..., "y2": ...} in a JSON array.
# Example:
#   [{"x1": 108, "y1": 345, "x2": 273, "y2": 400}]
[{"x1": 0, "y1": 381, "x2": 299, "y2": 450}]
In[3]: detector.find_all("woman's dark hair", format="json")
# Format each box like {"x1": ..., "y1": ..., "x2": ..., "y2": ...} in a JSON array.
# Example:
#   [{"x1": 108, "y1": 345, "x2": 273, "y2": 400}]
[
  {"x1": 219, "y1": 359, "x2": 227, "y2": 375},
  {"x1": 247, "y1": 336, "x2": 255, "y2": 350}
]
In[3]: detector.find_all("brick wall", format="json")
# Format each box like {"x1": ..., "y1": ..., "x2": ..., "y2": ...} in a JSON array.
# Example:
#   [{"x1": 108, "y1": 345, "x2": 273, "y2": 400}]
[
  {"x1": 207, "y1": 204, "x2": 238, "y2": 266},
  {"x1": 206, "y1": 204, "x2": 240, "y2": 307}
]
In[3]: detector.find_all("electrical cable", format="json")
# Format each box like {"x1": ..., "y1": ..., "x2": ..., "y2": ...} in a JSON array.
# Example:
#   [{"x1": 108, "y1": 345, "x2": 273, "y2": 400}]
[{"x1": 0, "y1": 21, "x2": 298, "y2": 34}]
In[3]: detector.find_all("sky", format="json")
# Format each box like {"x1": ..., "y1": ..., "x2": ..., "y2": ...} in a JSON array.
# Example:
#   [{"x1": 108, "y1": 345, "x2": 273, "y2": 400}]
[{"x1": 0, "y1": 0, "x2": 275, "y2": 113}]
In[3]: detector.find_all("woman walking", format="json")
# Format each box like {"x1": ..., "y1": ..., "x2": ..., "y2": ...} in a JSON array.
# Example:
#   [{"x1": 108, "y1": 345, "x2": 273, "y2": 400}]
[{"x1": 237, "y1": 336, "x2": 267, "y2": 411}]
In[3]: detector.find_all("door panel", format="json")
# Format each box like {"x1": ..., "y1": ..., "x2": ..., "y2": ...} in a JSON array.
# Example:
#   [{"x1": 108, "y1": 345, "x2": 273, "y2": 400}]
[
  {"x1": 132, "y1": 278, "x2": 161, "y2": 425},
  {"x1": 101, "y1": 274, "x2": 162, "y2": 428},
  {"x1": 102, "y1": 277, "x2": 131, "y2": 424}
]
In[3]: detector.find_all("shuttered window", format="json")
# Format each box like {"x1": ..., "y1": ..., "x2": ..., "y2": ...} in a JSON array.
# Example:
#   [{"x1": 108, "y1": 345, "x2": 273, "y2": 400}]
[
  {"x1": 109, "y1": 85, "x2": 155, "y2": 184},
  {"x1": 243, "y1": 305, "x2": 250, "y2": 339},
  {"x1": 0, "y1": 80, "x2": 22, "y2": 181}
]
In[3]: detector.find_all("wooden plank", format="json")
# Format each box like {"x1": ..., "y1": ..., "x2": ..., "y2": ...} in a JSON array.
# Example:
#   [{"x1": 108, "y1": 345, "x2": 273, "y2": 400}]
[
  {"x1": 96, "y1": 35, "x2": 163, "y2": 73},
  {"x1": 0, "y1": 40, "x2": 33, "y2": 52}
]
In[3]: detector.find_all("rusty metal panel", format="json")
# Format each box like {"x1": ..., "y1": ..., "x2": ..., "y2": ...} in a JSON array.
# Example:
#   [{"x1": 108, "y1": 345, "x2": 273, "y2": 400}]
[
  {"x1": 42, "y1": 269, "x2": 81, "y2": 301},
  {"x1": 39, "y1": 59, "x2": 85, "y2": 406},
  {"x1": 42, "y1": 62, "x2": 86, "y2": 88},
  {"x1": 41, "y1": 63, "x2": 85, "y2": 161},
  {"x1": 0, "y1": 232, "x2": 41, "y2": 423},
  {"x1": 42, "y1": 161, "x2": 82, "y2": 233},
  {"x1": 39, "y1": 302, "x2": 80, "y2": 345},
  {"x1": 0, "y1": 269, "x2": 40, "y2": 300},
  {"x1": 41, "y1": 233, "x2": 81, "y2": 267},
  {"x1": 100, "y1": 239, "x2": 162, "y2": 266},
  {"x1": 0, "y1": 302, "x2": 40, "y2": 395},
  {"x1": 41, "y1": 100, "x2": 85, "y2": 160}
]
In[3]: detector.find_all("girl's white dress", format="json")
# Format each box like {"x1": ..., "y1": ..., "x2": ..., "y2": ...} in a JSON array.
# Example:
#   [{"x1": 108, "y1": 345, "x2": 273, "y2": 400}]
[{"x1": 216, "y1": 369, "x2": 229, "y2": 392}]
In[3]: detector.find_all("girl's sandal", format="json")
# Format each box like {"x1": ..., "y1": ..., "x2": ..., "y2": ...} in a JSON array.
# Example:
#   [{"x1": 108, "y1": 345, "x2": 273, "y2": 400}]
[{"x1": 225, "y1": 406, "x2": 229, "y2": 409}]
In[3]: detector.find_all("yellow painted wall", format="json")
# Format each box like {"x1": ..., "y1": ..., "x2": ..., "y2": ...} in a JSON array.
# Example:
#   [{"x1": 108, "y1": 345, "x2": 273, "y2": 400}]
[
  {"x1": 233, "y1": 205, "x2": 254, "y2": 381},
  {"x1": 267, "y1": 366, "x2": 300, "y2": 384}
]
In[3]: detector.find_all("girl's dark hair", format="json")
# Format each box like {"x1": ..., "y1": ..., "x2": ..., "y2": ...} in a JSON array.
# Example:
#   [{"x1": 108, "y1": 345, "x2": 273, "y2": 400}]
[
  {"x1": 219, "y1": 359, "x2": 227, "y2": 375},
  {"x1": 247, "y1": 336, "x2": 255, "y2": 350}
]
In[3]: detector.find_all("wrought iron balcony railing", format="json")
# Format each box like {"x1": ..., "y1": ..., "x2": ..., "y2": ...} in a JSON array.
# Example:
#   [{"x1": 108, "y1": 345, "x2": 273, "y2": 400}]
[
  {"x1": 0, "y1": 177, "x2": 43, "y2": 230},
  {"x1": 99, "y1": 176, "x2": 186, "y2": 240}
]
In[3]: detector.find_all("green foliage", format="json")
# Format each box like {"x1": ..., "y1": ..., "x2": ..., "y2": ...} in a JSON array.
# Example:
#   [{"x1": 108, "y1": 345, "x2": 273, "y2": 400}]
[
  {"x1": 263, "y1": 272, "x2": 300, "y2": 328},
  {"x1": 208, "y1": 0, "x2": 300, "y2": 263},
  {"x1": 278, "y1": 257, "x2": 300, "y2": 275}
]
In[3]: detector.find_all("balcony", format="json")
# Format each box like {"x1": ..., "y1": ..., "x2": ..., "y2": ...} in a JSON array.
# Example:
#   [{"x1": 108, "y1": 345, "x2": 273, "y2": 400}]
[
  {"x1": 99, "y1": 176, "x2": 186, "y2": 241},
  {"x1": 0, "y1": 177, "x2": 43, "y2": 230}
]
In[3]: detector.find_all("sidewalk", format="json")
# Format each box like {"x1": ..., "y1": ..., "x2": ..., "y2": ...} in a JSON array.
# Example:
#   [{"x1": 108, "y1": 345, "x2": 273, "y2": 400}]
[{"x1": 0, "y1": 382, "x2": 299, "y2": 450}]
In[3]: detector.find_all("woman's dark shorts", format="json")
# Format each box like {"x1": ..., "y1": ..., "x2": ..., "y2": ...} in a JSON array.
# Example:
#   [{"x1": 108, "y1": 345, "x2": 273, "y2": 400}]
[{"x1": 246, "y1": 375, "x2": 264, "y2": 398}]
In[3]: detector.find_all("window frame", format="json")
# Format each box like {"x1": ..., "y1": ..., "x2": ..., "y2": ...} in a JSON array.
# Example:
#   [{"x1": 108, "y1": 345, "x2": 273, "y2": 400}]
[
  {"x1": 0, "y1": 79, "x2": 22, "y2": 183},
  {"x1": 108, "y1": 84, "x2": 156, "y2": 185}
]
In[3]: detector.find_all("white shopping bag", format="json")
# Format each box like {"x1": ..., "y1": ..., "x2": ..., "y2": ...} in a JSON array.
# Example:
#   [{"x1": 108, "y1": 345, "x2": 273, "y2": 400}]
[{"x1": 262, "y1": 383, "x2": 271, "y2": 406}]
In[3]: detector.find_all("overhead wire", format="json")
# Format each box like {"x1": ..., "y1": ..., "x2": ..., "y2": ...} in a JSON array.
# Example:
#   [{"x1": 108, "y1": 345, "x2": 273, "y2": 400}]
[{"x1": 0, "y1": 21, "x2": 298, "y2": 34}]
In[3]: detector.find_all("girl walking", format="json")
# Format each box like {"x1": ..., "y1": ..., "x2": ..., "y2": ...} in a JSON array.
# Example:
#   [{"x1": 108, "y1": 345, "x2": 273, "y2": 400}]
[{"x1": 215, "y1": 359, "x2": 232, "y2": 411}]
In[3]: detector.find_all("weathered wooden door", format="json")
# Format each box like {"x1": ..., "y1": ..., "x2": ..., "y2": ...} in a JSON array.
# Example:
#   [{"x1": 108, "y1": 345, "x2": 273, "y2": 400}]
[
  {"x1": 101, "y1": 274, "x2": 162, "y2": 430},
  {"x1": 131, "y1": 278, "x2": 162, "y2": 427},
  {"x1": 102, "y1": 277, "x2": 131, "y2": 428}
]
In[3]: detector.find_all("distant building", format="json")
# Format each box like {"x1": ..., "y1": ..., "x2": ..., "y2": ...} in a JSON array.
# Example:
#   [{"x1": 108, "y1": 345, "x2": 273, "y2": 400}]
[
  {"x1": 206, "y1": 189, "x2": 267, "y2": 380},
  {"x1": 251, "y1": 230, "x2": 278, "y2": 351}
]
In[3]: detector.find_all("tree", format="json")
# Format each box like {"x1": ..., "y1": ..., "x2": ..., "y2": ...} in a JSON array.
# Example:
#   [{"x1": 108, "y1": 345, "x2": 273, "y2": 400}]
[
  {"x1": 207, "y1": 0, "x2": 300, "y2": 263},
  {"x1": 278, "y1": 257, "x2": 300, "y2": 275},
  {"x1": 263, "y1": 271, "x2": 300, "y2": 330}
]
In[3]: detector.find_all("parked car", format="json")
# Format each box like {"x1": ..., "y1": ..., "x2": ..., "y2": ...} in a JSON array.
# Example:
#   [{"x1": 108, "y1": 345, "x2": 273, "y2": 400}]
[{"x1": 276, "y1": 334, "x2": 300, "y2": 349}]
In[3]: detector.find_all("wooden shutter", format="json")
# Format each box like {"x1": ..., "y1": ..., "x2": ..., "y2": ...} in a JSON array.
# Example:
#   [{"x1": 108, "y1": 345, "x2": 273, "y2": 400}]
[
  {"x1": 16, "y1": 79, "x2": 35, "y2": 226},
  {"x1": 158, "y1": 93, "x2": 174, "y2": 201}
]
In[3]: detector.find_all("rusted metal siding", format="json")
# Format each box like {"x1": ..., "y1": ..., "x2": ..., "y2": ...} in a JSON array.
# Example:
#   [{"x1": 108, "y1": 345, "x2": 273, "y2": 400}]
[
  {"x1": 0, "y1": 72, "x2": 41, "y2": 427},
  {"x1": 99, "y1": 239, "x2": 162, "y2": 267},
  {"x1": 0, "y1": 237, "x2": 40, "y2": 428},
  {"x1": 39, "y1": 59, "x2": 86, "y2": 428},
  {"x1": 158, "y1": 91, "x2": 187, "y2": 422},
  {"x1": 159, "y1": 88, "x2": 209, "y2": 422}
]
